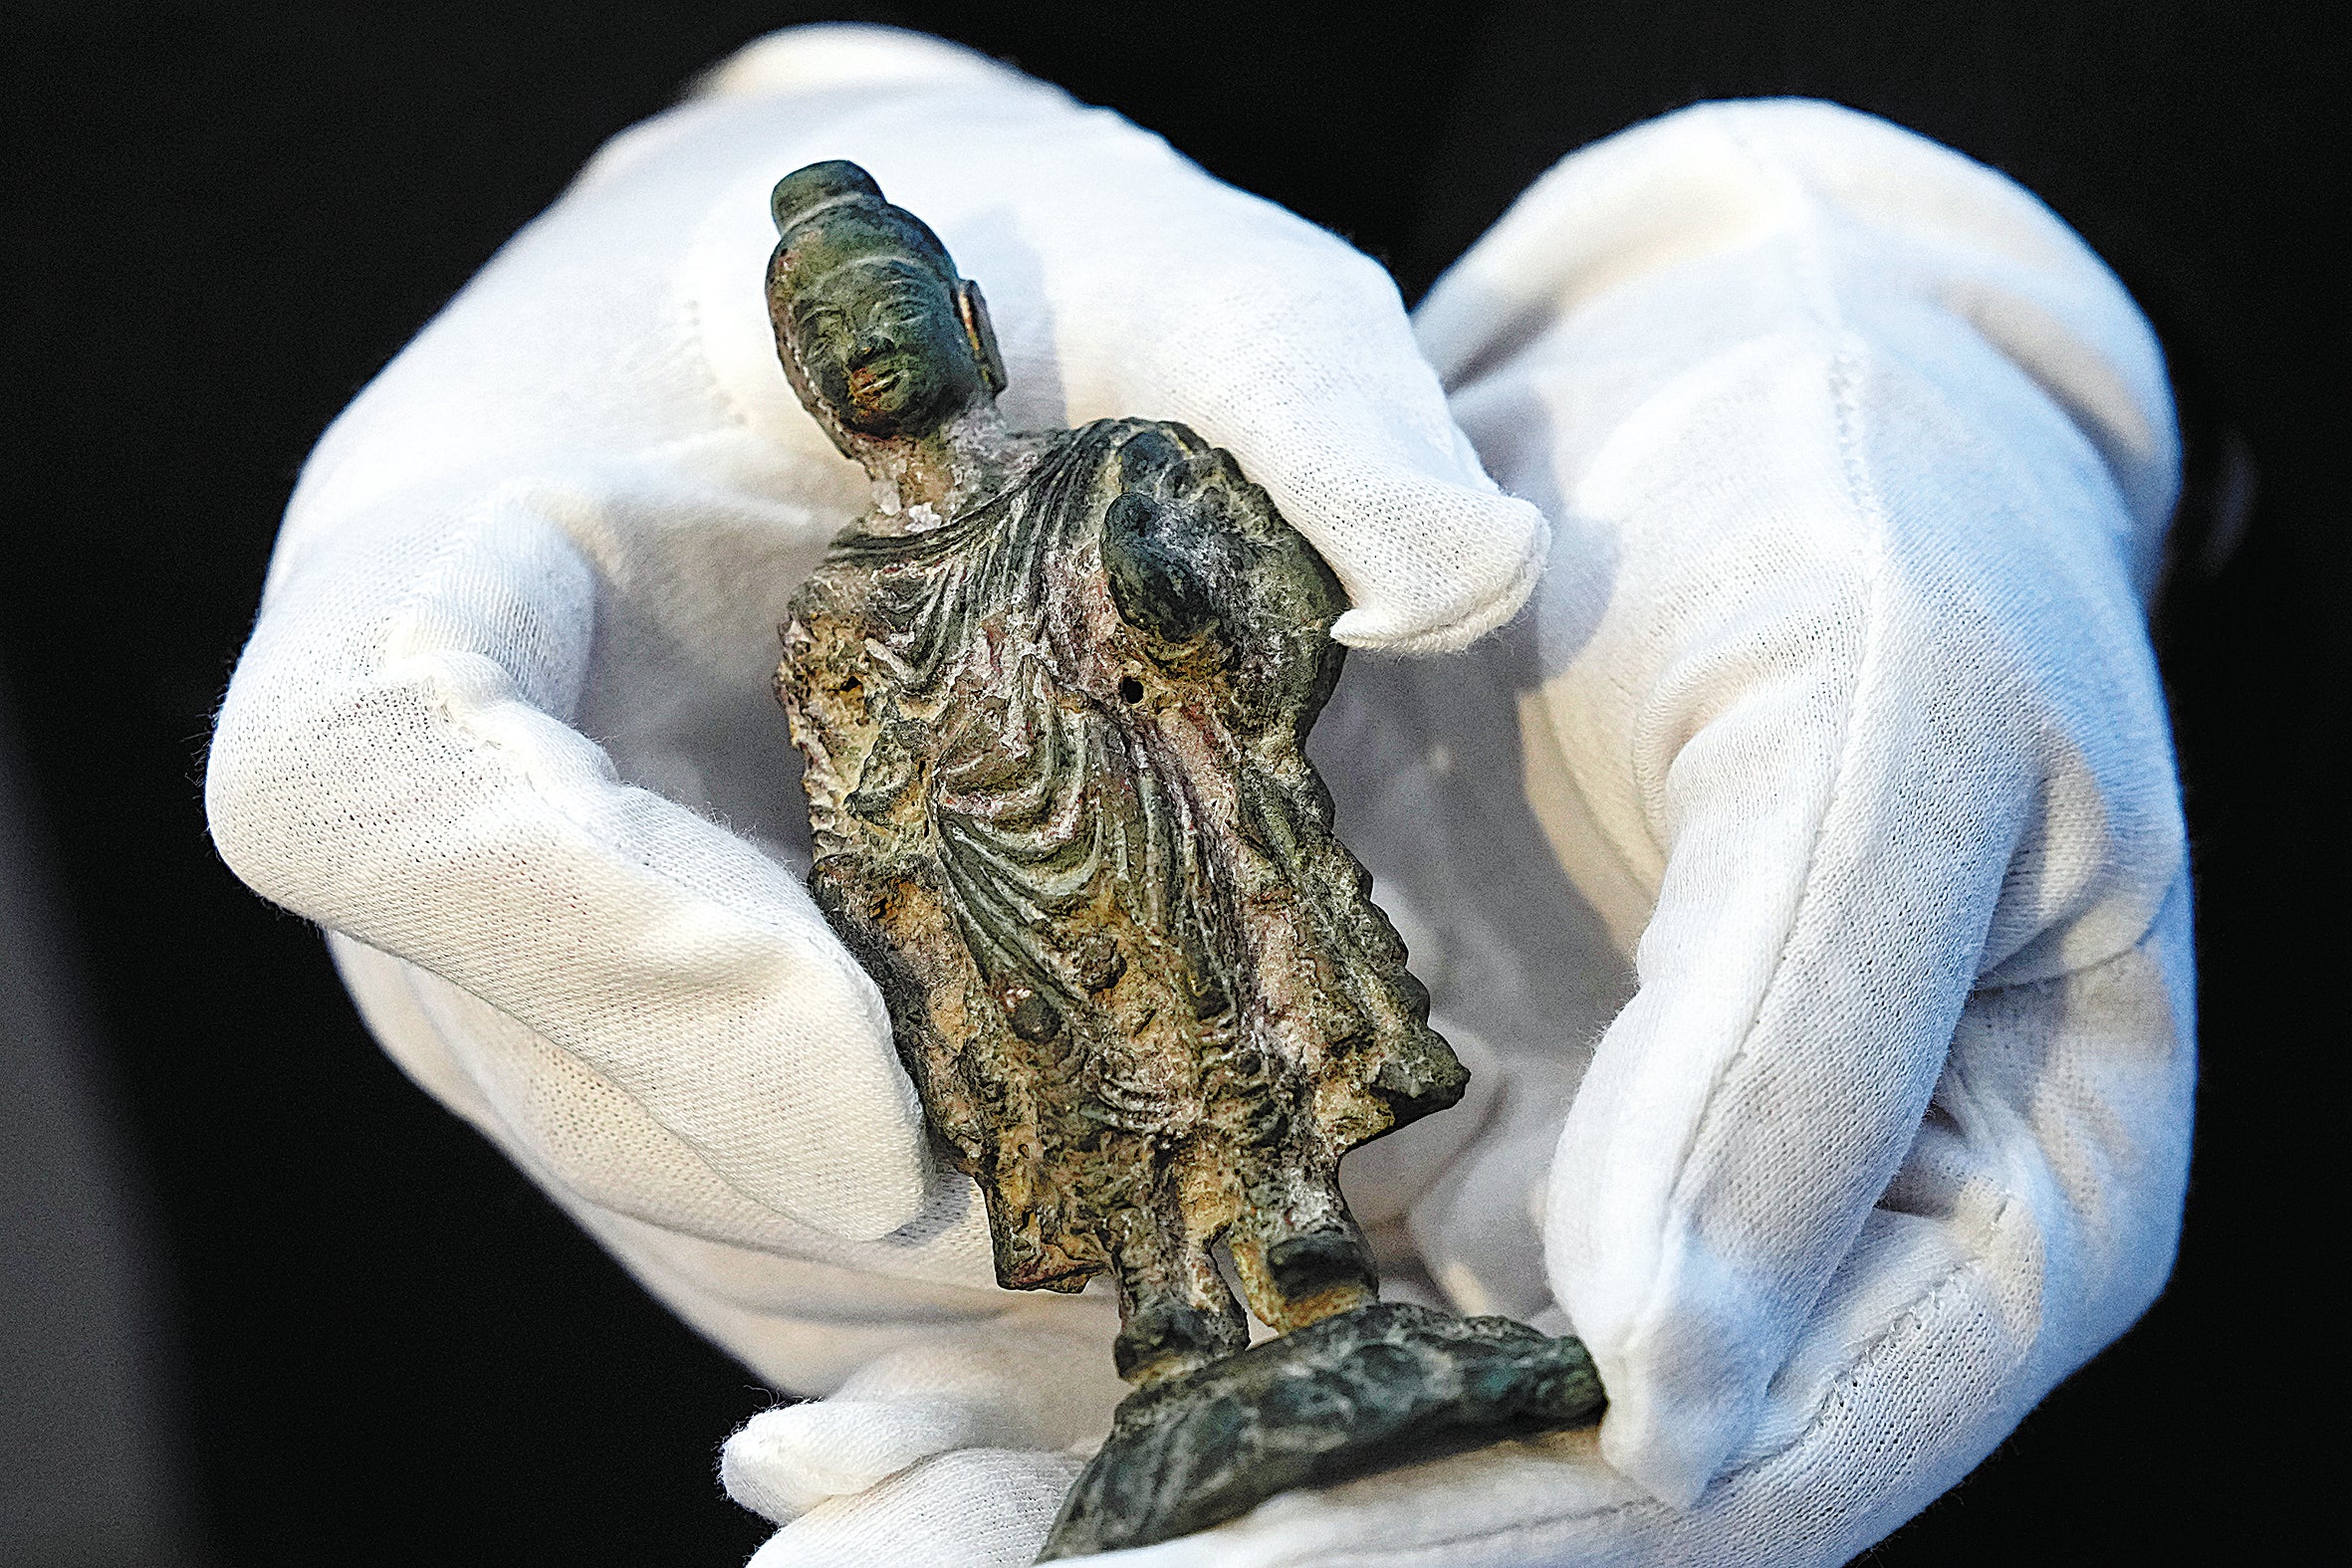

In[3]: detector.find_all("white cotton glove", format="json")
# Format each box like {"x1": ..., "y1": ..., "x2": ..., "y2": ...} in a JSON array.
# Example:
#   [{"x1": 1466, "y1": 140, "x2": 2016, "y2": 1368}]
[
  {"x1": 203, "y1": 18, "x2": 1540, "y2": 1449},
  {"x1": 723, "y1": 100, "x2": 2196, "y2": 1566}
]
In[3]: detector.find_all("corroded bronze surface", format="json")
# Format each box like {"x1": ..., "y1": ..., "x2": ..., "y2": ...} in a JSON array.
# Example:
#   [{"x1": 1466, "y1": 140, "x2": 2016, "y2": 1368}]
[
  {"x1": 1039, "y1": 1304, "x2": 1604, "y2": 1559},
  {"x1": 764, "y1": 163, "x2": 1601, "y2": 1555},
  {"x1": 766, "y1": 161, "x2": 1463, "y2": 1384}
]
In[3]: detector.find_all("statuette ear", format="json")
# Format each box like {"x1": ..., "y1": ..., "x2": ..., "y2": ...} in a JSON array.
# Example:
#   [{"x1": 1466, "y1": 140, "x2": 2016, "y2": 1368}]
[{"x1": 957, "y1": 279, "x2": 1009, "y2": 395}]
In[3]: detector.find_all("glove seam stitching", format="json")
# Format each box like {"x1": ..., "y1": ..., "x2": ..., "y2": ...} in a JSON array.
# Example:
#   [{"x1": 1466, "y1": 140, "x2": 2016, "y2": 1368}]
[
  {"x1": 1713, "y1": 1233, "x2": 2004, "y2": 1490},
  {"x1": 1969, "y1": 860, "x2": 2191, "y2": 997},
  {"x1": 1635, "y1": 112, "x2": 1894, "y2": 1349}
]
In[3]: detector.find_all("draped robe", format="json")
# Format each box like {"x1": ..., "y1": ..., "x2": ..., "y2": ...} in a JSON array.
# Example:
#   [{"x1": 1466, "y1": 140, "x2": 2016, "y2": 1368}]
[{"x1": 779, "y1": 417, "x2": 1462, "y2": 1364}]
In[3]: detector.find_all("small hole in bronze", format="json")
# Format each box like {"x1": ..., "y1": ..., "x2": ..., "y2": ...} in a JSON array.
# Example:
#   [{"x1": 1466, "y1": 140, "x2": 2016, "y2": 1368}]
[{"x1": 1118, "y1": 676, "x2": 1145, "y2": 704}]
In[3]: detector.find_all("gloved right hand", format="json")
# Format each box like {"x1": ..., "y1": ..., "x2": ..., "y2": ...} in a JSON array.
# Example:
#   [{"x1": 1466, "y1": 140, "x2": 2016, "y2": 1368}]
[
  {"x1": 204, "y1": 23, "x2": 1543, "y2": 1405},
  {"x1": 715, "y1": 96, "x2": 2196, "y2": 1568}
]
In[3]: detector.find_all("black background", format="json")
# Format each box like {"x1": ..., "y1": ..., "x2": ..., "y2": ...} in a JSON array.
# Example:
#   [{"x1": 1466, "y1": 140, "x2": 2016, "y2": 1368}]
[{"x1": 1, "y1": 2, "x2": 2336, "y2": 1563}]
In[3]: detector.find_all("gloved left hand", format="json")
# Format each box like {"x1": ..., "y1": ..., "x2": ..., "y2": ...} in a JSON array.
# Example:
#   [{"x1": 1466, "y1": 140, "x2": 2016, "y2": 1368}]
[{"x1": 201, "y1": 20, "x2": 1544, "y2": 1554}]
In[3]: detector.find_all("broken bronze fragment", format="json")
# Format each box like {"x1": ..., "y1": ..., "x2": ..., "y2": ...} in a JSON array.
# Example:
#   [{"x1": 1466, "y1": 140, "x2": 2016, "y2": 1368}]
[{"x1": 764, "y1": 159, "x2": 1601, "y2": 1556}]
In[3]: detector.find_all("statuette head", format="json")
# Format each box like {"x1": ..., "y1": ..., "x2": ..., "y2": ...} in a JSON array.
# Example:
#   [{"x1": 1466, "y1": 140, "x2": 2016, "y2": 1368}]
[{"x1": 767, "y1": 161, "x2": 1006, "y2": 452}]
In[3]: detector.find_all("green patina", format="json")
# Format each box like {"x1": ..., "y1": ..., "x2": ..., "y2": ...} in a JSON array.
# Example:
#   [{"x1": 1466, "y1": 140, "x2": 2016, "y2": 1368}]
[{"x1": 764, "y1": 160, "x2": 1598, "y2": 1556}]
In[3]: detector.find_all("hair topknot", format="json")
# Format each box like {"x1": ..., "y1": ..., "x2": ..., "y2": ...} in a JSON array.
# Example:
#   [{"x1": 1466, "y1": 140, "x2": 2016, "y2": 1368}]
[
  {"x1": 768, "y1": 159, "x2": 959, "y2": 287},
  {"x1": 771, "y1": 160, "x2": 887, "y2": 234}
]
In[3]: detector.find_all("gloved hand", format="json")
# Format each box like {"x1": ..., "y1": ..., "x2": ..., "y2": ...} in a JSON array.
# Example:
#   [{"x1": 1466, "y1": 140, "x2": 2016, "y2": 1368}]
[
  {"x1": 720, "y1": 99, "x2": 2197, "y2": 1567},
  {"x1": 203, "y1": 14, "x2": 1540, "y2": 1471}
]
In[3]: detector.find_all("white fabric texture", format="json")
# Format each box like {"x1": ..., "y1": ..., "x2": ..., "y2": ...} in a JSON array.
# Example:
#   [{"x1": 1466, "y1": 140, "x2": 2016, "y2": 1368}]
[
  {"x1": 1420, "y1": 98, "x2": 2190, "y2": 1516},
  {"x1": 206, "y1": 23, "x2": 2194, "y2": 1568}
]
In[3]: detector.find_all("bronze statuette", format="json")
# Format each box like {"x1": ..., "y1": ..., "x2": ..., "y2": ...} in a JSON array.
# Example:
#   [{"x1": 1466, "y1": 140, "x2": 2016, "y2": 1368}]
[{"x1": 765, "y1": 160, "x2": 1602, "y2": 1558}]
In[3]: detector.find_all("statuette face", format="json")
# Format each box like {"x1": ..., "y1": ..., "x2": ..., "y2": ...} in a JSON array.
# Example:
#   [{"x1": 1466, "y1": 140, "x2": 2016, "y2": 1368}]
[{"x1": 765, "y1": 160, "x2": 1597, "y2": 1556}]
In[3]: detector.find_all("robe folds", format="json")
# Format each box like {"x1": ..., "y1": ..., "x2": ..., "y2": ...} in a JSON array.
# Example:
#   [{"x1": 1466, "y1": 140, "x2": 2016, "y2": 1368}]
[{"x1": 779, "y1": 416, "x2": 1462, "y2": 1338}]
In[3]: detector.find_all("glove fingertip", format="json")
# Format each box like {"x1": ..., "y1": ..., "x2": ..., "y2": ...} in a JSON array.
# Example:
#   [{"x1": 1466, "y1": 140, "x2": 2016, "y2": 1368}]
[
  {"x1": 1586, "y1": 1325, "x2": 1750, "y2": 1510},
  {"x1": 1601, "y1": 1425, "x2": 1717, "y2": 1511},
  {"x1": 748, "y1": 963, "x2": 936, "y2": 1239},
  {"x1": 722, "y1": 1406, "x2": 823, "y2": 1524},
  {"x1": 780, "y1": 1143, "x2": 934, "y2": 1242},
  {"x1": 748, "y1": 1449, "x2": 1085, "y2": 1568},
  {"x1": 725, "y1": 1399, "x2": 980, "y2": 1524},
  {"x1": 1327, "y1": 500, "x2": 1547, "y2": 653}
]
